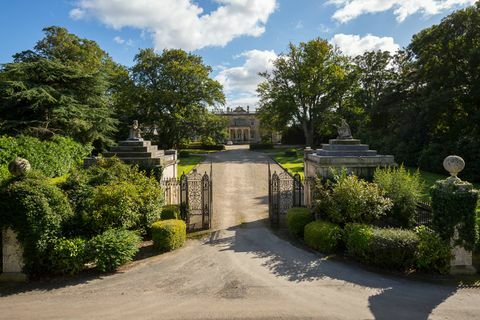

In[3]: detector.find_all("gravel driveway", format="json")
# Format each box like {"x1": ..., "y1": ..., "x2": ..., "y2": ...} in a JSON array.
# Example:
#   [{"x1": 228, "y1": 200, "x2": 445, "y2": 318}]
[{"x1": 0, "y1": 146, "x2": 479, "y2": 320}]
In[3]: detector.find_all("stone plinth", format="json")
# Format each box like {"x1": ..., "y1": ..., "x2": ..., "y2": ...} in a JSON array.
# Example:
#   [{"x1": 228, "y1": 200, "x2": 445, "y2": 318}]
[
  {"x1": 450, "y1": 245, "x2": 476, "y2": 275},
  {"x1": 0, "y1": 228, "x2": 27, "y2": 282}
]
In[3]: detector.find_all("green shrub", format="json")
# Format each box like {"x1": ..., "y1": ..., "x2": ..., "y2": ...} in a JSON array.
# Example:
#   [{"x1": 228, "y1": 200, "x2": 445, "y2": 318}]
[
  {"x1": 476, "y1": 211, "x2": 480, "y2": 252},
  {"x1": 0, "y1": 173, "x2": 74, "y2": 276},
  {"x1": 314, "y1": 174, "x2": 392, "y2": 225},
  {"x1": 374, "y1": 165, "x2": 423, "y2": 228},
  {"x1": 304, "y1": 221, "x2": 342, "y2": 253},
  {"x1": 284, "y1": 149, "x2": 298, "y2": 157},
  {"x1": 86, "y1": 229, "x2": 141, "y2": 272},
  {"x1": 249, "y1": 143, "x2": 274, "y2": 150},
  {"x1": 415, "y1": 226, "x2": 451, "y2": 274},
  {"x1": 179, "y1": 150, "x2": 190, "y2": 158},
  {"x1": 50, "y1": 237, "x2": 86, "y2": 275},
  {"x1": 286, "y1": 207, "x2": 313, "y2": 238},
  {"x1": 0, "y1": 135, "x2": 91, "y2": 181},
  {"x1": 344, "y1": 223, "x2": 374, "y2": 262},
  {"x1": 369, "y1": 228, "x2": 419, "y2": 270},
  {"x1": 431, "y1": 180, "x2": 479, "y2": 251},
  {"x1": 151, "y1": 220, "x2": 186, "y2": 252},
  {"x1": 161, "y1": 205, "x2": 180, "y2": 220}
]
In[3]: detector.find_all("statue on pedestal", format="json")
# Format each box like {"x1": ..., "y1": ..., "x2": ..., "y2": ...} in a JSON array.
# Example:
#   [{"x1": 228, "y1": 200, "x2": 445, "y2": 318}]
[
  {"x1": 128, "y1": 120, "x2": 143, "y2": 141},
  {"x1": 334, "y1": 119, "x2": 353, "y2": 140}
]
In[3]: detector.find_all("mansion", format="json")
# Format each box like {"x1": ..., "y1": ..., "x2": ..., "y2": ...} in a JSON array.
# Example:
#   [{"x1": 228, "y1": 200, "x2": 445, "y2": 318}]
[{"x1": 219, "y1": 106, "x2": 281, "y2": 144}]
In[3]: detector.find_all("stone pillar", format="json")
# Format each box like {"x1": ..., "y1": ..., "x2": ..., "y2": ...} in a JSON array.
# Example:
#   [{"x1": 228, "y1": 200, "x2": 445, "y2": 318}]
[
  {"x1": 0, "y1": 228, "x2": 27, "y2": 282},
  {"x1": 303, "y1": 147, "x2": 313, "y2": 207}
]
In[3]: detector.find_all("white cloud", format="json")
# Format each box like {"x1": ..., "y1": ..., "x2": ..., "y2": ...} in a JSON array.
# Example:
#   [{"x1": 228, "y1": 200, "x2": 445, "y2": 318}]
[
  {"x1": 114, "y1": 36, "x2": 133, "y2": 46},
  {"x1": 70, "y1": 0, "x2": 277, "y2": 51},
  {"x1": 328, "y1": 0, "x2": 476, "y2": 23},
  {"x1": 215, "y1": 49, "x2": 277, "y2": 108},
  {"x1": 330, "y1": 34, "x2": 400, "y2": 56}
]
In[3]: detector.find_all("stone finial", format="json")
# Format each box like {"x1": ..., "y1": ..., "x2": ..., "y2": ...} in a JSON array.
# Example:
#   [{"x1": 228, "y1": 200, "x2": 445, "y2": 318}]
[
  {"x1": 443, "y1": 155, "x2": 465, "y2": 179},
  {"x1": 8, "y1": 157, "x2": 31, "y2": 176}
]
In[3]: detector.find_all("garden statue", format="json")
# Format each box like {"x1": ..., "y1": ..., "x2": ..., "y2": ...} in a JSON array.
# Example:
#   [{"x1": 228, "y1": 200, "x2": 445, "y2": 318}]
[
  {"x1": 8, "y1": 157, "x2": 31, "y2": 176},
  {"x1": 128, "y1": 120, "x2": 143, "y2": 140},
  {"x1": 443, "y1": 155, "x2": 465, "y2": 182},
  {"x1": 334, "y1": 119, "x2": 353, "y2": 139}
]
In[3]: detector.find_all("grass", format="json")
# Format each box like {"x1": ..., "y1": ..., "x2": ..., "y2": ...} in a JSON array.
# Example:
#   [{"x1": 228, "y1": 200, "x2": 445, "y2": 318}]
[
  {"x1": 253, "y1": 147, "x2": 304, "y2": 178},
  {"x1": 180, "y1": 148, "x2": 221, "y2": 154},
  {"x1": 178, "y1": 155, "x2": 205, "y2": 176}
]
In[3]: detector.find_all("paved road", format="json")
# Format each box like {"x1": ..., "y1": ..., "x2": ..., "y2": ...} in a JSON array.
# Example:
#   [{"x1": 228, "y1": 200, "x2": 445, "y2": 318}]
[{"x1": 0, "y1": 146, "x2": 479, "y2": 319}]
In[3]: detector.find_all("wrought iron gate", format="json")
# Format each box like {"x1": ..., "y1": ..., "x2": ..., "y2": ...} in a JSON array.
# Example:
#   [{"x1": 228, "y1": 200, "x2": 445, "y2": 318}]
[
  {"x1": 268, "y1": 163, "x2": 304, "y2": 227},
  {"x1": 162, "y1": 164, "x2": 212, "y2": 232}
]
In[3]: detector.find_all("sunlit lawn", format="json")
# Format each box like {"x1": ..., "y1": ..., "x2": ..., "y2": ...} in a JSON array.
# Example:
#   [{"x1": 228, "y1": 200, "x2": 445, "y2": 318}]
[{"x1": 178, "y1": 155, "x2": 205, "y2": 176}]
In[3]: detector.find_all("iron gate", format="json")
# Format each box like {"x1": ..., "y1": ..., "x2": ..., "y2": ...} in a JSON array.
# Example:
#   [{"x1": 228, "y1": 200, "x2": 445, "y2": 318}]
[{"x1": 268, "y1": 163, "x2": 304, "y2": 227}]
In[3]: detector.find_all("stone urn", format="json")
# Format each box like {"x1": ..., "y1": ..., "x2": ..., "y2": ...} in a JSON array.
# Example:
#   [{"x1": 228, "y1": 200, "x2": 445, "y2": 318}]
[{"x1": 8, "y1": 157, "x2": 31, "y2": 176}]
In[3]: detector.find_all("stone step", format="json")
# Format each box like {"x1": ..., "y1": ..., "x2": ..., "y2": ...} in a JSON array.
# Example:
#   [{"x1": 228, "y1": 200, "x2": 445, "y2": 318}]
[
  {"x1": 321, "y1": 144, "x2": 369, "y2": 151},
  {"x1": 315, "y1": 150, "x2": 378, "y2": 157},
  {"x1": 110, "y1": 145, "x2": 158, "y2": 153},
  {"x1": 113, "y1": 158, "x2": 162, "y2": 165},
  {"x1": 117, "y1": 140, "x2": 151, "y2": 147},
  {"x1": 103, "y1": 150, "x2": 165, "y2": 158},
  {"x1": 329, "y1": 139, "x2": 361, "y2": 145}
]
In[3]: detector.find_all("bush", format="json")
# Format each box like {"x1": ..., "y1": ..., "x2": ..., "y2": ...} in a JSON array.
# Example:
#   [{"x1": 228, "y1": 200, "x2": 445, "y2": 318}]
[
  {"x1": 179, "y1": 150, "x2": 190, "y2": 158},
  {"x1": 284, "y1": 149, "x2": 298, "y2": 157},
  {"x1": 369, "y1": 228, "x2": 419, "y2": 270},
  {"x1": 374, "y1": 165, "x2": 423, "y2": 228},
  {"x1": 314, "y1": 174, "x2": 392, "y2": 226},
  {"x1": 344, "y1": 224, "x2": 374, "y2": 262},
  {"x1": 286, "y1": 207, "x2": 313, "y2": 238},
  {"x1": 304, "y1": 221, "x2": 342, "y2": 253},
  {"x1": 431, "y1": 180, "x2": 479, "y2": 251},
  {"x1": 0, "y1": 173, "x2": 74, "y2": 276},
  {"x1": 249, "y1": 143, "x2": 274, "y2": 150},
  {"x1": 86, "y1": 229, "x2": 141, "y2": 272},
  {"x1": 185, "y1": 143, "x2": 224, "y2": 151},
  {"x1": 151, "y1": 220, "x2": 186, "y2": 252},
  {"x1": 161, "y1": 205, "x2": 180, "y2": 220},
  {"x1": 0, "y1": 135, "x2": 91, "y2": 181},
  {"x1": 415, "y1": 226, "x2": 451, "y2": 274},
  {"x1": 50, "y1": 237, "x2": 86, "y2": 275}
]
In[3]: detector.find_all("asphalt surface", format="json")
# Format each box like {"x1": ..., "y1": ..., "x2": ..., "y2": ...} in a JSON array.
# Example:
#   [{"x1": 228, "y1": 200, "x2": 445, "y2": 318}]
[{"x1": 0, "y1": 146, "x2": 479, "y2": 319}]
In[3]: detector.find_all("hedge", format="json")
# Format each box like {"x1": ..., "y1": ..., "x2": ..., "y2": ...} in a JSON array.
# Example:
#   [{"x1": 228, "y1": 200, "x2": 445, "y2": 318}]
[
  {"x1": 304, "y1": 220, "x2": 342, "y2": 254},
  {"x1": 286, "y1": 207, "x2": 313, "y2": 238},
  {"x1": 249, "y1": 143, "x2": 274, "y2": 150},
  {"x1": 151, "y1": 220, "x2": 186, "y2": 252},
  {"x1": 415, "y1": 226, "x2": 451, "y2": 274},
  {"x1": 161, "y1": 205, "x2": 180, "y2": 220}
]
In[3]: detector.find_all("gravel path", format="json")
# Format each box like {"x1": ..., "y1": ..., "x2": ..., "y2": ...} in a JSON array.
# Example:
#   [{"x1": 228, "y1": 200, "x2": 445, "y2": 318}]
[{"x1": 0, "y1": 146, "x2": 479, "y2": 319}]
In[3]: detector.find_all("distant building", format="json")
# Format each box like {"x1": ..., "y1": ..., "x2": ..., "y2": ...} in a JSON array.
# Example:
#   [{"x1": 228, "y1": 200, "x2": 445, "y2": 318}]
[{"x1": 218, "y1": 106, "x2": 281, "y2": 144}]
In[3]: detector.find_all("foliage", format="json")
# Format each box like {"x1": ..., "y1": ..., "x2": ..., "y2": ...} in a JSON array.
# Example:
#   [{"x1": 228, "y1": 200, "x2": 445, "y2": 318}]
[
  {"x1": 0, "y1": 135, "x2": 91, "y2": 181},
  {"x1": 161, "y1": 205, "x2": 180, "y2": 220},
  {"x1": 343, "y1": 224, "x2": 374, "y2": 262},
  {"x1": 117, "y1": 48, "x2": 225, "y2": 148},
  {"x1": 415, "y1": 226, "x2": 451, "y2": 274},
  {"x1": 286, "y1": 207, "x2": 313, "y2": 238},
  {"x1": 304, "y1": 220, "x2": 342, "y2": 254},
  {"x1": 50, "y1": 237, "x2": 86, "y2": 275},
  {"x1": 312, "y1": 174, "x2": 392, "y2": 225},
  {"x1": 431, "y1": 180, "x2": 479, "y2": 251},
  {"x1": 86, "y1": 229, "x2": 141, "y2": 272},
  {"x1": 184, "y1": 144, "x2": 225, "y2": 151},
  {"x1": 249, "y1": 143, "x2": 274, "y2": 150},
  {"x1": 179, "y1": 150, "x2": 191, "y2": 158},
  {"x1": 374, "y1": 165, "x2": 423, "y2": 227},
  {"x1": 151, "y1": 220, "x2": 187, "y2": 252},
  {"x1": 257, "y1": 38, "x2": 351, "y2": 146},
  {"x1": 284, "y1": 149, "x2": 298, "y2": 157},
  {"x1": 0, "y1": 173, "x2": 74, "y2": 276}
]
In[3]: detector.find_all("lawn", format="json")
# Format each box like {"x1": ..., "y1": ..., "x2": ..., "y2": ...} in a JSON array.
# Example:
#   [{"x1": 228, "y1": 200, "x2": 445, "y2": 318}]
[
  {"x1": 253, "y1": 147, "x2": 304, "y2": 178},
  {"x1": 177, "y1": 155, "x2": 205, "y2": 176}
]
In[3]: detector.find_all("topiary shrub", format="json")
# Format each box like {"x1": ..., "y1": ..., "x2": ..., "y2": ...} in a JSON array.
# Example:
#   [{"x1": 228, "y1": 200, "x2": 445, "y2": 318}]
[
  {"x1": 415, "y1": 226, "x2": 451, "y2": 274},
  {"x1": 249, "y1": 143, "x2": 274, "y2": 150},
  {"x1": 344, "y1": 223, "x2": 374, "y2": 263},
  {"x1": 304, "y1": 220, "x2": 342, "y2": 253},
  {"x1": 286, "y1": 207, "x2": 313, "y2": 238},
  {"x1": 86, "y1": 229, "x2": 141, "y2": 272},
  {"x1": 431, "y1": 180, "x2": 479, "y2": 251},
  {"x1": 161, "y1": 205, "x2": 180, "y2": 220},
  {"x1": 0, "y1": 173, "x2": 74, "y2": 276},
  {"x1": 50, "y1": 237, "x2": 86, "y2": 275},
  {"x1": 374, "y1": 165, "x2": 423, "y2": 228},
  {"x1": 151, "y1": 220, "x2": 186, "y2": 252},
  {"x1": 370, "y1": 228, "x2": 419, "y2": 271}
]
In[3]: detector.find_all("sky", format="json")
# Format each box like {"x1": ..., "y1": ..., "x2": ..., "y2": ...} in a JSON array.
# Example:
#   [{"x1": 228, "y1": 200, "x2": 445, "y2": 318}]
[{"x1": 0, "y1": 0, "x2": 477, "y2": 109}]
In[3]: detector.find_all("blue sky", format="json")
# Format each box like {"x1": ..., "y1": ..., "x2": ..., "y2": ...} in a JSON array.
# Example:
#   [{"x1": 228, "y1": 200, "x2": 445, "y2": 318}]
[{"x1": 0, "y1": 0, "x2": 476, "y2": 109}]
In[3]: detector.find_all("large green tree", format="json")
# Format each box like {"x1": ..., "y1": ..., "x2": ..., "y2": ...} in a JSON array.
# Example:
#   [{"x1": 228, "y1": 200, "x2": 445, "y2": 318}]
[
  {"x1": 257, "y1": 39, "x2": 350, "y2": 146},
  {"x1": 120, "y1": 48, "x2": 225, "y2": 148},
  {"x1": 0, "y1": 26, "x2": 122, "y2": 147}
]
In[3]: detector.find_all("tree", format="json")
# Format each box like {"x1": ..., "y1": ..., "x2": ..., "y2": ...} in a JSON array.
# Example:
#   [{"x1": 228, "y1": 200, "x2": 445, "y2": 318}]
[
  {"x1": 257, "y1": 39, "x2": 350, "y2": 146},
  {"x1": 122, "y1": 48, "x2": 225, "y2": 148}
]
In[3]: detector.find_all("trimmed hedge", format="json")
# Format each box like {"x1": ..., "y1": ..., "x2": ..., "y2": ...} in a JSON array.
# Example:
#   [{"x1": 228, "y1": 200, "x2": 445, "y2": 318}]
[
  {"x1": 161, "y1": 205, "x2": 180, "y2": 220},
  {"x1": 151, "y1": 220, "x2": 186, "y2": 252},
  {"x1": 344, "y1": 224, "x2": 420, "y2": 271},
  {"x1": 415, "y1": 226, "x2": 451, "y2": 274},
  {"x1": 249, "y1": 143, "x2": 274, "y2": 150},
  {"x1": 304, "y1": 221, "x2": 342, "y2": 253},
  {"x1": 86, "y1": 229, "x2": 141, "y2": 272},
  {"x1": 286, "y1": 207, "x2": 313, "y2": 238},
  {"x1": 185, "y1": 144, "x2": 224, "y2": 151}
]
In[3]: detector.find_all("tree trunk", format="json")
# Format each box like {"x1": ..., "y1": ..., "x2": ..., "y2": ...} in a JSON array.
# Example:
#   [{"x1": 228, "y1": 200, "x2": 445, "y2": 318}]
[{"x1": 302, "y1": 119, "x2": 313, "y2": 147}]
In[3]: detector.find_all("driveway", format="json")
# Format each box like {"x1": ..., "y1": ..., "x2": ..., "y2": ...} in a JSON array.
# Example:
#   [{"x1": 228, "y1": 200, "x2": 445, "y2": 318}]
[{"x1": 0, "y1": 146, "x2": 479, "y2": 319}]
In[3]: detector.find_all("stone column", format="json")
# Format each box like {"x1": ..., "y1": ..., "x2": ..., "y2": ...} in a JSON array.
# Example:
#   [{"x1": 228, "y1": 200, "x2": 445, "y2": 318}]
[
  {"x1": 0, "y1": 228, "x2": 27, "y2": 282},
  {"x1": 303, "y1": 147, "x2": 313, "y2": 208}
]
